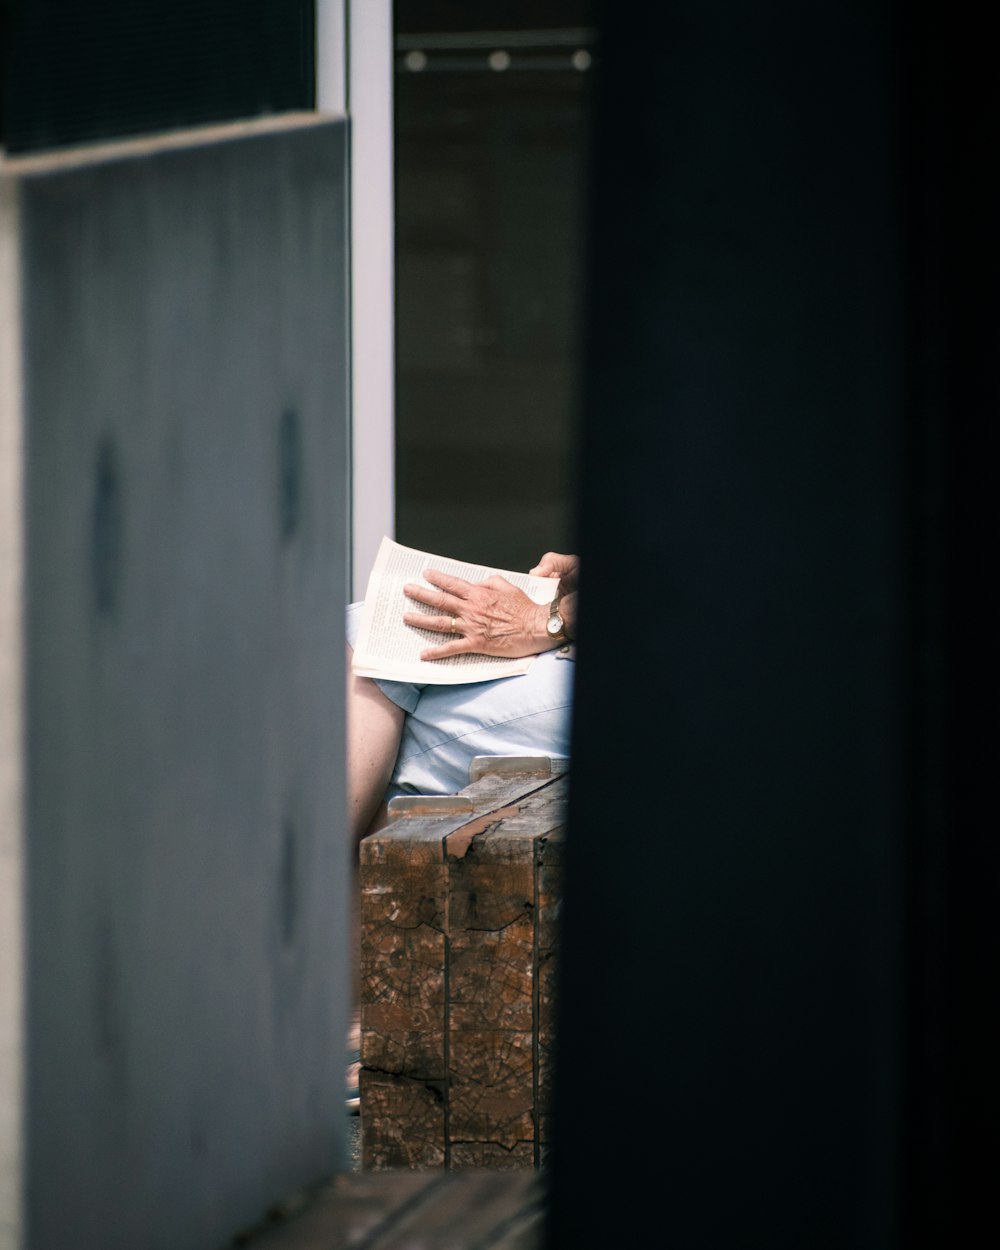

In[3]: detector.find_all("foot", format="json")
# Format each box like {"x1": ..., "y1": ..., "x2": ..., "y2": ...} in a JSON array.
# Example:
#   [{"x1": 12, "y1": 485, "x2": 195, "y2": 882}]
[{"x1": 346, "y1": 1010, "x2": 361, "y2": 1115}]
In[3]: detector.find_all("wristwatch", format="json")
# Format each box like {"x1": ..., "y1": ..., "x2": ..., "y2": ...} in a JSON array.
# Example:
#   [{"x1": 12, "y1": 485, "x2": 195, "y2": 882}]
[{"x1": 546, "y1": 595, "x2": 570, "y2": 644}]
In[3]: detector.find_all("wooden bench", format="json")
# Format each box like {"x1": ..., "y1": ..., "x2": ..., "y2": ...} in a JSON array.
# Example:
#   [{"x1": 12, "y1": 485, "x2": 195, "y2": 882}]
[{"x1": 358, "y1": 757, "x2": 568, "y2": 1170}]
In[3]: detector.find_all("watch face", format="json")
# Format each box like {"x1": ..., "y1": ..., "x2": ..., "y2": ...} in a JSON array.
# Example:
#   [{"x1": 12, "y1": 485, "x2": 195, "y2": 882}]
[{"x1": 547, "y1": 612, "x2": 564, "y2": 636}]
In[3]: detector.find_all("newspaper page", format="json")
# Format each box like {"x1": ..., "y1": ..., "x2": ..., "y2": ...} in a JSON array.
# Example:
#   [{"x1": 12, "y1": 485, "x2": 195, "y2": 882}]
[{"x1": 351, "y1": 537, "x2": 559, "y2": 685}]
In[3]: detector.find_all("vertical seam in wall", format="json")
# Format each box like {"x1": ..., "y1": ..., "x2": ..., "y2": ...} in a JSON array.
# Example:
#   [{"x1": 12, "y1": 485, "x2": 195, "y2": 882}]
[
  {"x1": 532, "y1": 837, "x2": 541, "y2": 1169},
  {"x1": 441, "y1": 830, "x2": 451, "y2": 1169},
  {"x1": 344, "y1": 0, "x2": 352, "y2": 114},
  {"x1": 342, "y1": 0, "x2": 354, "y2": 597},
  {"x1": 344, "y1": 109, "x2": 355, "y2": 600},
  {"x1": 0, "y1": 172, "x2": 26, "y2": 1250}
]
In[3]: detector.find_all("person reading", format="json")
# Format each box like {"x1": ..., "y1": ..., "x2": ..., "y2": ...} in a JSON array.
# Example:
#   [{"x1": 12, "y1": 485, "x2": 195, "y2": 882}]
[
  {"x1": 347, "y1": 549, "x2": 578, "y2": 844},
  {"x1": 344, "y1": 547, "x2": 577, "y2": 1111}
]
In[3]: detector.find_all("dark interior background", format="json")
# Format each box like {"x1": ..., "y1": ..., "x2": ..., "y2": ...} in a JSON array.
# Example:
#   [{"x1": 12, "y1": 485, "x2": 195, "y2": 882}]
[{"x1": 393, "y1": 1, "x2": 596, "y2": 572}]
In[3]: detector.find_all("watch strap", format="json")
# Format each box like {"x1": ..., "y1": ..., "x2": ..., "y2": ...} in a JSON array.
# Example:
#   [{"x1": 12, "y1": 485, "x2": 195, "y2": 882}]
[{"x1": 548, "y1": 594, "x2": 568, "y2": 642}]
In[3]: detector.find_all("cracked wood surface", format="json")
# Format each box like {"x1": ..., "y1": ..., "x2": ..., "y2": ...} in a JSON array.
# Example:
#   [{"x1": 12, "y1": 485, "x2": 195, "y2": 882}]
[{"x1": 359, "y1": 769, "x2": 567, "y2": 1170}]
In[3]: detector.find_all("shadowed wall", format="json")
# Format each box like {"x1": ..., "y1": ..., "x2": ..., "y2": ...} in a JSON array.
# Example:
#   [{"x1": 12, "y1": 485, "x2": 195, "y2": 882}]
[
  {"x1": 1, "y1": 115, "x2": 350, "y2": 1250},
  {"x1": 550, "y1": 2, "x2": 998, "y2": 1246}
]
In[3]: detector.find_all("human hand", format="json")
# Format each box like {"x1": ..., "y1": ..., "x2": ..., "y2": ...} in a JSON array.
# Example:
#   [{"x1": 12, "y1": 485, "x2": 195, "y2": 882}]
[
  {"x1": 529, "y1": 551, "x2": 579, "y2": 594},
  {"x1": 402, "y1": 569, "x2": 550, "y2": 660}
]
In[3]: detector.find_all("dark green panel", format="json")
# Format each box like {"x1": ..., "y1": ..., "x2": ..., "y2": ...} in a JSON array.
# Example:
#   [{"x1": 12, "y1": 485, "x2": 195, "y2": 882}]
[{"x1": 4, "y1": 1, "x2": 314, "y2": 153}]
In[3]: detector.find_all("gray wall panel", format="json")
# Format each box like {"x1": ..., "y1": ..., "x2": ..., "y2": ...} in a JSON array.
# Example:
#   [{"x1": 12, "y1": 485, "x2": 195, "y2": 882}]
[{"x1": 2, "y1": 115, "x2": 349, "y2": 1250}]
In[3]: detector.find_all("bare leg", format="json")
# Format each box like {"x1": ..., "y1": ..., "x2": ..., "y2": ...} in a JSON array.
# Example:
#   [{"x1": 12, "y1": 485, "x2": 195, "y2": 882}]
[
  {"x1": 347, "y1": 645, "x2": 405, "y2": 845},
  {"x1": 347, "y1": 646, "x2": 405, "y2": 1029}
]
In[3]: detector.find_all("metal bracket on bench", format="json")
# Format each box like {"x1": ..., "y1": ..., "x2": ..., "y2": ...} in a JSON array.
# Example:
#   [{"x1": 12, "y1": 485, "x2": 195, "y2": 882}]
[
  {"x1": 468, "y1": 755, "x2": 555, "y2": 783},
  {"x1": 387, "y1": 794, "x2": 475, "y2": 820}
]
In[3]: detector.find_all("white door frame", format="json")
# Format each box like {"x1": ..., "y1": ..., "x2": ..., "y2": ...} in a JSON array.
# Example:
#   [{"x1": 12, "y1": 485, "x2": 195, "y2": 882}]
[{"x1": 317, "y1": 0, "x2": 396, "y2": 600}]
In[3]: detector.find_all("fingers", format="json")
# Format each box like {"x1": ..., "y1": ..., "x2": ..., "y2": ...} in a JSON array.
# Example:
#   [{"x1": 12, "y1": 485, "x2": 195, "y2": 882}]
[
  {"x1": 419, "y1": 638, "x2": 473, "y2": 661},
  {"x1": 402, "y1": 568, "x2": 541, "y2": 660},
  {"x1": 403, "y1": 611, "x2": 459, "y2": 635},
  {"x1": 404, "y1": 568, "x2": 485, "y2": 614},
  {"x1": 420, "y1": 568, "x2": 473, "y2": 596},
  {"x1": 403, "y1": 580, "x2": 463, "y2": 615},
  {"x1": 404, "y1": 570, "x2": 516, "y2": 617},
  {"x1": 421, "y1": 568, "x2": 513, "y2": 594},
  {"x1": 529, "y1": 551, "x2": 578, "y2": 581}
]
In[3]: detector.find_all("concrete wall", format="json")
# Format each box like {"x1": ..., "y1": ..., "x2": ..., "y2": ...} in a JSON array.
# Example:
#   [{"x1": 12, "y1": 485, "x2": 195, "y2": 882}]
[{"x1": 1, "y1": 114, "x2": 350, "y2": 1250}]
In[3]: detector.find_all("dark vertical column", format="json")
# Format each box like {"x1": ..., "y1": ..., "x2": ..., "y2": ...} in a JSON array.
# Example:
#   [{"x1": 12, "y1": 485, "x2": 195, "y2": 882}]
[
  {"x1": 899, "y1": 1, "x2": 1000, "y2": 1243},
  {"x1": 545, "y1": 1, "x2": 994, "y2": 1244}
]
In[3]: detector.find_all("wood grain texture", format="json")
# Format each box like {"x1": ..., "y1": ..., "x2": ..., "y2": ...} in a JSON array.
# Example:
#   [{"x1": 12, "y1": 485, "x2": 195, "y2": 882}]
[
  {"x1": 360, "y1": 772, "x2": 568, "y2": 1170},
  {"x1": 535, "y1": 827, "x2": 563, "y2": 1157},
  {"x1": 360, "y1": 1070, "x2": 446, "y2": 1170},
  {"x1": 360, "y1": 836, "x2": 446, "y2": 1080},
  {"x1": 449, "y1": 1140, "x2": 538, "y2": 1170}
]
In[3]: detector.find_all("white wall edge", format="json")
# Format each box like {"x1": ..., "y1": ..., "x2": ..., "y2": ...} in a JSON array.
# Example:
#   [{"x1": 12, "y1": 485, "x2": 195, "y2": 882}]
[
  {"x1": 348, "y1": 0, "x2": 395, "y2": 599},
  {"x1": 315, "y1": 0, "x2": 347, "y2": 116},
  {"x1": 0, "y1": 175, "x2": 25, "y2": 1250}
]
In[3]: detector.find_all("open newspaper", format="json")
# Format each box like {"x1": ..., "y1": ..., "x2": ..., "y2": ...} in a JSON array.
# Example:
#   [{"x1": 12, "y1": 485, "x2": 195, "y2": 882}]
[{"x1": 351, "y1": 537, "x2": 559, "y2": 684}]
